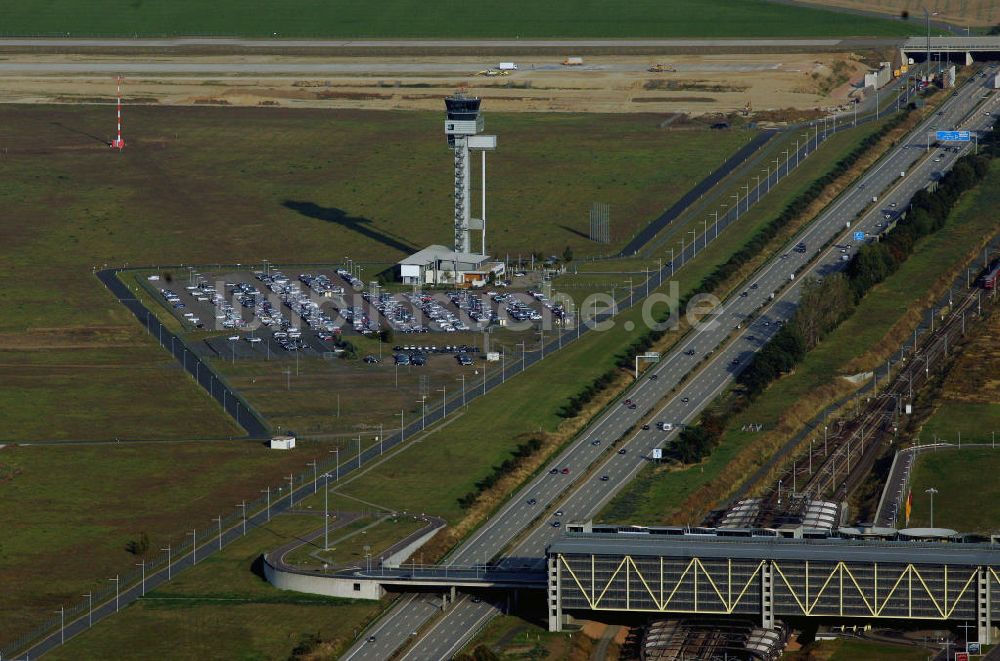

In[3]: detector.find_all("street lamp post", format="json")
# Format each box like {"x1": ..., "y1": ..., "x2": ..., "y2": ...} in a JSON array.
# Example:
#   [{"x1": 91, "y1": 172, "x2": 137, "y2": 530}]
[
  {"x1": 331, "y1": 448, "x2": 340, "y2": 481},
  {"x1": 214, "y1": 515, "x2": 223, "y2": 550},
  {"x1": 137, "y1": 560, "x2": 146, "y2": 596},
  {"x1": 439, "y1": 386, "x2": 447, "y2": 417},
  {"x1": 926, "y1": 487, "x2": 938, "y2": 527},
  {"x1": 161, "y1": 546, "x2": 171, "y2": 580},
  {"x1": 324, "y1": 472, "x2": 331, "y2": 550},
  {"x1": 261, "y1": 486, "x2": 270, "y2": 521},
  {"x1": 308, "y1": 460, "x2": 318, "y2": 494},
  {"x1": 188, "y1": 530, "x2": 197, "y2": 564},
  {"x1": 57, "y1": 605, "x2": 64, "y2": 644},
  {"x1": 109, "y1": 575, "x2": 120, "y2": 612},
  {"x1": 83, "y1": 592, "x2": 93, "y2": 627},
  {"x1": 238, "y1": 500, "x2": 247, "y2": 536}
]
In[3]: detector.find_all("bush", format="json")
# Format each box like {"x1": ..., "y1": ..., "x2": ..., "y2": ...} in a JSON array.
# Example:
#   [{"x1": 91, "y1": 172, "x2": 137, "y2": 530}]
[
  {"x1": 559, "y1": 369, "x2": 618, "y2": 418},
  {"x1": 457, "y1": 438, "x2": 544, "y2": 508}
]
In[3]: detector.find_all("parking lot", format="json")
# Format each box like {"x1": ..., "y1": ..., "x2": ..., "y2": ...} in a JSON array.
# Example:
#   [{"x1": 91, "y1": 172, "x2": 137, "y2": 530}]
[{"x1": 146, "y1": 267, "x2": 571, "y2": 364}]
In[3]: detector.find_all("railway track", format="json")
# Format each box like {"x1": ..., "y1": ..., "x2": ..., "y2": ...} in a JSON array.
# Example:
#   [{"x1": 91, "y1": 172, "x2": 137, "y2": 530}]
[{"x1": 753, "y1": 281, "x2": 997, "y2": 526}]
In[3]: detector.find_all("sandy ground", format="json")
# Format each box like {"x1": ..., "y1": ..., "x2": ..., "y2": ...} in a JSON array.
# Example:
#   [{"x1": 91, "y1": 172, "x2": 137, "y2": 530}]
[
  {"x1": 0, "y1": 52, "x2": 878, "y2": 116},
  {"x1": 803, "y1": 0, "x2": 999, "y2": 27}
]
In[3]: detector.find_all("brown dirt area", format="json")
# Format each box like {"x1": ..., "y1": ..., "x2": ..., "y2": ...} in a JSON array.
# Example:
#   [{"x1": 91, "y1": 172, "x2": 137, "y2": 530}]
[
  {"x1": 937, "y1": 306, "x2": 1000, "y2": 404},
  {"x1": 801, "y1": 0, "x2": 999, "y2": 28},
  {"x1": 0, "y1": 52, "x2": 881, "y2": 116}
]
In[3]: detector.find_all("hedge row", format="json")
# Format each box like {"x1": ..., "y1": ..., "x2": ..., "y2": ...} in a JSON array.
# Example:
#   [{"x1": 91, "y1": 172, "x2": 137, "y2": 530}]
[
  {"x1": 457, "y1": 437, "x2": 543, "y2": 509},
  {"x1": 558, "y1": 368, "x2": 618, "y2": 418},
  {"x1": 672, "y1": 118, "x2": 997, "y2": 464},
  {"x1": 615, "y1": 106, "x2": 912, "y2": 372}
]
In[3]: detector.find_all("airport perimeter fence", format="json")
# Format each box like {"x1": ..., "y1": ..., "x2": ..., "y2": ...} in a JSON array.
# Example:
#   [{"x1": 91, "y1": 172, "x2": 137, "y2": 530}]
[
  {"x1": 100, "y1": 268, "x2": 270, "y2": 438},
  {"x1": 4, "y1": 64, "x2": 942, "y2": 659},
  {"x1": 598, "y1": 66, "x2": 928, "y2": 262}
]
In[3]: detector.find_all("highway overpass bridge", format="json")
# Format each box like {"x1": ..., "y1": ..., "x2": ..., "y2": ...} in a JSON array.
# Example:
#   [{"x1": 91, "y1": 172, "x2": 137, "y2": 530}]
[
  {"x1": 901, "y1": 36, "x2": 1000, "y2": 65},
  {"x1": 267, "y1": 524, "x2": 1000, "y2": 644}
]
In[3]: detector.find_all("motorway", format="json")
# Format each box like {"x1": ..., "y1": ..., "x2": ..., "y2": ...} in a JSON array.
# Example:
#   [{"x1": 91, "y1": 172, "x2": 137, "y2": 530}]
[{"x1": 343, "y1": 70, "x2": 999, "y2": 660}]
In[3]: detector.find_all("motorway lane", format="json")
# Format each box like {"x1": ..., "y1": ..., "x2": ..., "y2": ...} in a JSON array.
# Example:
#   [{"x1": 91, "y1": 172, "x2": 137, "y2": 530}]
[{"x1": 341, "y1": 73, "x2": 999, "y2": 659}]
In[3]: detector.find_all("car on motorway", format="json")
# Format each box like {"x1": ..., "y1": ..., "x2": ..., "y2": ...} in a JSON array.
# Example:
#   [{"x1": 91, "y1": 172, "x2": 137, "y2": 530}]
[
  {"x1": 368, "y1": 636, "x2": 376, "y2": 643},
  {"x1": 549, "y1": 468, "x2": 559, "y2": 475},
  {"x1": 642, "y1": 424, "x2": 650, "y2": 430},
  {"x1": 552, "y1": 521, "x2": 561, "y2": 528},
  {"x1": 650, "y1": 374, "x2": 658, "y2": 380},
  {"x1": 684, "y1": 349, "x2": 696, "y2": 356},
  {"x1": 618, "y1": 448, "x2": 627, "y2": 455},
  {"x1": 554, "y1": 510, "x2": 563, "y2": 517},
  {"x1": 471, "y1": 596, "x2": 482, "y2": 603},
  {"x1": 628, "y1": 403, "x2": 637, "y2": 409},
  {"x1": 681, "y1": 397, "x2": 689, "y2": 403},
  {"x1": 591, "y1": 439, "x2": 601, "y2": 446},
  {"x1": 561, "y1": 467, "x2": 570, "y2": 474},
  {"x1": 527, "y1": 498, "x2": 537, "y2": 505},
  {"x1": 599, "y1": 475, "x2": 610, "y2": 482},
  {"x1": 657, "y1": 422, "x2": 673, "y2": 431}
]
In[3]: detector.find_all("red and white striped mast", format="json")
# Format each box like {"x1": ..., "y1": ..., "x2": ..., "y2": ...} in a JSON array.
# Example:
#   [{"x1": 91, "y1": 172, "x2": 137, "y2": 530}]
[{"x1": 111, "y1": 75, "x2": 125, "y2": 150}]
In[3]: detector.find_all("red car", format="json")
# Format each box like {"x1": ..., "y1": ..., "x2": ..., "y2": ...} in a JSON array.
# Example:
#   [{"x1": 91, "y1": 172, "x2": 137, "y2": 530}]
[{"x1": 561, "y1": 467, "x2": 571, "y2": 475}]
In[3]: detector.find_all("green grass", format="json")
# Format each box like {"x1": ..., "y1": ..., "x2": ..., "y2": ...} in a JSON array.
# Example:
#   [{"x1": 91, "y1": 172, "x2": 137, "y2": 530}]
[
  {"x1": 282, "y1": 514, "x2": 427, "y2": 568},
  {"x1": 327, "y1": 121, "x2": 892, "y2": 525},
  {"x1": 0, "y1": 103, "x2": 751, "y2": 645},
  {"x1": 0, "y1": 442, "x2": 344, "y2": 643},
  {"x1": 44, "y1": 514, "x2": 383, "y2": 661},
  {"x1": 921, "y1": 401, "x2": 1000, "y2": 446},
  {"x1": 783, "y1": 638, "x2": 931, "y2": 660},
  {"x1": 600, "y1": 143, "x2": 1000, "y2": 525},
  {"x1": 2, "y1": 0, "x2": 916, "y2": 38},
  {"x1": 908, "y1": 447, "x2": 1000, "y2": 532}
]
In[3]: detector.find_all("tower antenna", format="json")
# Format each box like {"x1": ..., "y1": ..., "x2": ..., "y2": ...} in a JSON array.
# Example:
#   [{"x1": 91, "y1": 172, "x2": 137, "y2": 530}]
[{"x1": 111, "y1": 75, "x2": 125, "y2": 150}]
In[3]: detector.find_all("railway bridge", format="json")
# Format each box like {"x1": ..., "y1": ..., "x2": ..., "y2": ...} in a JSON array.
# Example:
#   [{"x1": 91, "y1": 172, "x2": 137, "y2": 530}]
[{"x1": 548, "y1": 526, "x2": 1000, "y2": 644}]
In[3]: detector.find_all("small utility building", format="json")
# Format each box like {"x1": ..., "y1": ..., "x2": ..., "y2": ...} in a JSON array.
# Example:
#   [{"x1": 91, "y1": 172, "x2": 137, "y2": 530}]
[{"x1": 397, "y1": 244, "x2": 504, "y2": 287}]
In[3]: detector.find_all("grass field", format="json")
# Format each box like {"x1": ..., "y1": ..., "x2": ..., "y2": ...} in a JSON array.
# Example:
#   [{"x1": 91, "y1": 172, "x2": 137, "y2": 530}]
[
  {"x1": 600, "y1": 146, "x2": 1000, "y2": 525},
  {"x1": 0, "y1": 104, "x2": 747, "y2": 443},
  {"x1": 2, "y1": 1, "x2": 916, "y2": 38},
  {"x1": 919, "y1": 304, "x2": 1000, "y2": 445},
  {"x1": 43, "y1": 514, "x2": 384, "y2": 661},
  {"x1": 907, "y1": 447, "x2": 1000, "y2": 531},
  {"x1": 783, "y1": 638, "x2": 931, "y2": 660},
  {"x1": 0, "y1": 441, "x2": 360, "y2": 643},
  {"x1": 0, "y1": 102, "x2": 749, "y2": 646},
  {"x1": 324, "y1": 121, "x2": 890, "y2": 526}
]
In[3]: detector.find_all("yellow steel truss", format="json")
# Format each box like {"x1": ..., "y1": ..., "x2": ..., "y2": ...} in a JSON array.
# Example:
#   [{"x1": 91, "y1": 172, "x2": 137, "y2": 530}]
[{"x1": 556, "y1": 553, "x2": 983, "y2": 620}]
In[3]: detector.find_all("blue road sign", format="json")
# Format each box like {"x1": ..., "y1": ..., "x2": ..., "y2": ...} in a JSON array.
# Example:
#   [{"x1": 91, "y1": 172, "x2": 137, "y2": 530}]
[
  {"x1": 853, "y1": 231, "x2": 866, "y2": 241},
  {"x1": 936, "y1": 130, "x2": 971, "y2": 142}
]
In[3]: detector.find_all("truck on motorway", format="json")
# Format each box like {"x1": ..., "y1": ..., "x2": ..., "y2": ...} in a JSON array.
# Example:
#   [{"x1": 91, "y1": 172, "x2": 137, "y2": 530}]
[
  {"x1": 498, "y1": 62, "x2": 518, "y2": 71},
  {"x1": 562, "y1": 57, "x2": 583, "y2": 66}
]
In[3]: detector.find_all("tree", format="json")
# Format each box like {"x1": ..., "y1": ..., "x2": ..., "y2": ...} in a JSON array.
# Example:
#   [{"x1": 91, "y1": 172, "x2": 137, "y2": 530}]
[
  {"x1": 562, "y1": 245, "x2": 574, "y2": 263},
  {"x1": 126, "y1": 531, "x2": 150, "y2": 557},
  {"x1": 379, "y1": 323, "x2": 394, "y2": 345}
]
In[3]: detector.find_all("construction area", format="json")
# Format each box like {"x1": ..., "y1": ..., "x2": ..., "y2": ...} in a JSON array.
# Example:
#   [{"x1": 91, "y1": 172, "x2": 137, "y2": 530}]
[{"x1": 0, "y1": 51, "x2": 889, "y2": 119}]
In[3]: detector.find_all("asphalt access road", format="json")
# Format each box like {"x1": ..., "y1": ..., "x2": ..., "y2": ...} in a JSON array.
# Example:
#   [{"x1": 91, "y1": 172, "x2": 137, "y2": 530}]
[{"x1": 343, "y1": 71, "x2": 999, "y2": 660}]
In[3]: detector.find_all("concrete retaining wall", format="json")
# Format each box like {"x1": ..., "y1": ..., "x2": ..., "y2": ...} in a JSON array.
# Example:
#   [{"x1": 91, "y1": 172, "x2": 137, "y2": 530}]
[
  {"x1": 383, "y1": 523, "x2": 443, "y2": 568},
  {"x1": 263, "y1": 554, "x2": 385, "y2": 601}
]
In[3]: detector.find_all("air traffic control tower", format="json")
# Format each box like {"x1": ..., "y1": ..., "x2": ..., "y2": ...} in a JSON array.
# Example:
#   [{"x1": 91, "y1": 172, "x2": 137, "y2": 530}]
[{"x1": 445, "y1": 93, "x2": 496, "y2": 255}]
